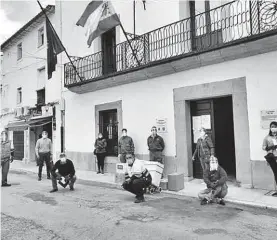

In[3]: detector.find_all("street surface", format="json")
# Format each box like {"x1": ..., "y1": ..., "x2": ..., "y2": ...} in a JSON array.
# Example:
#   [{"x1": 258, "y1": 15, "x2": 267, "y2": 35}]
[{"x1": 1, "y1": 172, "x2": 277, "y2": 240}]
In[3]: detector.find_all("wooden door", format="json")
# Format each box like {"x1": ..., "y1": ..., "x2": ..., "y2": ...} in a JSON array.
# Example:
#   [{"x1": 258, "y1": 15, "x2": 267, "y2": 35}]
[
  {"x1": 101, "y1": 28, "x2": 116, "y2": 75},
  {"x1": 13, "y1": 131, "x2": 24, "y2": 160}
]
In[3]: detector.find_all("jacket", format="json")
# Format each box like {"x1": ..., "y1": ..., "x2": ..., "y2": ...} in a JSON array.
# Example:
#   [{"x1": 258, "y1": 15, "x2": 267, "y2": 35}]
[
  {"x1": 262, "y1": 135, "x2": 277, "y2": 157},
  {"x1": 1, "y1": 140, "x2": 14, "y2": 161},
  {"x1": 193, "y1": 135, "x2": 215, "y2": 161},
  {"x1": 94, "y1": 138, "x2": 107, "y2": 154},
  {"x1": 203, "y1": 165, "x2": 228, "y2": 189},
  {"x1": 52, "y1": 159, "x2": 75, "y2": 177},
  {"x1": 147, "y1": 135, "x2": 165, "y2": 152},
  {"x1": 118, "y1": 136, "x2": 134, "y2": 154}
]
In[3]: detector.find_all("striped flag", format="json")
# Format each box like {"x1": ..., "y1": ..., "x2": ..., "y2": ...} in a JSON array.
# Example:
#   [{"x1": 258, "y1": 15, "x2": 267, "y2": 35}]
[{"x1": 76, "y1": 1, "x2": 120, "y2": 47}]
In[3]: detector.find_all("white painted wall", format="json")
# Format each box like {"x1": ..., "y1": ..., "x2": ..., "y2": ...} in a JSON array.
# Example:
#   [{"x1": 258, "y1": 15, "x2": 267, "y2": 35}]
[{"x1": 63, "y1": 50, "x2": 277, "y2": 162}]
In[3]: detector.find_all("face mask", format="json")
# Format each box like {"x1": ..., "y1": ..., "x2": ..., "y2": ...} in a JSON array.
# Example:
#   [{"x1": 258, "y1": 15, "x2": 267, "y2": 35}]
[
  {"x1": 122, "y1": 132, "x2": 127, "y2": 137},
  {"x1": 60, "y1": 157, "x2": 66, "y2": 163},
  {"x1": 199, "y1": 131, "x2": 205, "y2": 138},
  {"x1": 98, "y1": 135, "x2": 103, "y2": 139},
  {"x1": 271, "y1": 127, "x2": 277, "y2": 133},
  {"x1": 42, "y1": 135, "x2": 47, "y2": 139},
  {"x1": 210, "y1": 162, "x2": 218, "y2": 171}
]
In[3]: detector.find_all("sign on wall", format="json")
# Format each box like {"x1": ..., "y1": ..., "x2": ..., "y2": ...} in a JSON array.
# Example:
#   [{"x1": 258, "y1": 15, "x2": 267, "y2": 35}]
[
  {"x1": 156, "y1": 118, "x2": 167, "y2": 133},
  {"x1": 261, "y1": 110, "x2": 277, "y2": 129}
]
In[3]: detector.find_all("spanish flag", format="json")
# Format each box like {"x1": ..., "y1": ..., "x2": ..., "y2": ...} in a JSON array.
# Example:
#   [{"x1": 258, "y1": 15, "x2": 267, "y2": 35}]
[{"x1": 76, "y1": 1, "x2": 120, "y2": 47}]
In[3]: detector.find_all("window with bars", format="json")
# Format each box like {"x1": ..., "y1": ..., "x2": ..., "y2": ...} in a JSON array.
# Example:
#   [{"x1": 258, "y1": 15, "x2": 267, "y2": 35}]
[
  {"x1": 17, "y1": 87, "x2": 22, "y2": 104},
  {"x1": 36, "y1": 88, "x2": 45, "y2": 112},
  {"x1": 17, "y1": 43, "x2": 22, "y2": 60}
]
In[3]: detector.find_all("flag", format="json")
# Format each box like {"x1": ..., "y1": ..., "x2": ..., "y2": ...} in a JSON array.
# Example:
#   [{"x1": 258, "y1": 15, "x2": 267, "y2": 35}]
[
  {"x1": 76, "y1": 0, "x2": 120, "y2": 47},
  {"x1": 46, "y1": 18, "x2": 65, "y2": 79}
]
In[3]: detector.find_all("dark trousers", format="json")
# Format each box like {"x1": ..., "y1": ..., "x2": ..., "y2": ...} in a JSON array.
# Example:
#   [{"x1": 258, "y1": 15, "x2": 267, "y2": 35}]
[
  {"x1": 38, "y1": 152, "x2": 51, "y2": 178},
  {"x1": 265, "y1": 154, "x2": 277, "y2": 184},
  {"x1": 1, "y1": 159, "x2": 10, "y2": 184},
  {"x1": 52, "y1": 172, "x2": 76, "y2": 189},
  {"x1": 96, "y1": 153, "x2": 105, "y2": 171},
  {"x1": 149, "y1": 151, "x2": 163, "y2": 164},
  {"x1": 123, "y1": 178, "x2": 151, "y2": 198}
]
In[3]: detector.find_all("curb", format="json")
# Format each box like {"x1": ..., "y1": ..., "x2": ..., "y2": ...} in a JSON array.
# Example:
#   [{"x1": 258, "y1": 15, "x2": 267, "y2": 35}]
[{"x1": 10, "y1": 168, "x2": 277, "y2": 211}]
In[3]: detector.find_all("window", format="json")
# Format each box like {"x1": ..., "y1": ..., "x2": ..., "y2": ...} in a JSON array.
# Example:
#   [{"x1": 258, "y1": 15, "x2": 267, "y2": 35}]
[
  {"x1": 99, "y1": 109, "x2": 118, "y2": 156},
  {"x1": 36, "y1": 88, "x2": 45, "y2": 112},
  {"x1": 17, "y1": 43, "x2": 22, "y2": 60},
  {"x1": 17, "y1": 87, "x2": 22, "y2": 104},
  {"x1": 38, "y1": 27, "x2": 44, "y2": 47}
]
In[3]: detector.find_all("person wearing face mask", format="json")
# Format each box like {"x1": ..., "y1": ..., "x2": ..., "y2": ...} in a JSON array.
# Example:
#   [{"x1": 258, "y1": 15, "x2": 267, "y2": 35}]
[
  {"x1": 50, "y1": 153, "x2": 76, "y2": 193},
  {"x1": 147, "y1": 126, "x2": 165, "y2": 163},
  {"x1": 122, "y1": 154, "x2": 152, "y2": 203},
  {"x1": 198, "y1": 156, "x2": 228, "y2": 205},
  {"x1": 192, "y1": 127, "x2": 215, "y2": 172},
  {"x1": 1, "y1": 131, "x2": 14, "y2": 187},
  {"x1": 118, "y1": 129, "x2": 135, "y2": 163},
  {"x1": 262, "y1": 121, "x2": 277, "y2": 196},
  {"x1": 94, "y1": 133, "x2": 107, "y2": 174},
  {"x1": 35, "y1": 131, "x2": 52, "y2": 181}
]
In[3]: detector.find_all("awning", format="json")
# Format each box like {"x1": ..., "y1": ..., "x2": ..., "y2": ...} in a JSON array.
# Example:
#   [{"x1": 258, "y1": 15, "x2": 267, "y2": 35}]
[
  {"x1": 6, "y1": 121, "x2": 29, "y2": 131},
  {"x1": 28, "y1": 116, "x2": 52, "y2": 128}
]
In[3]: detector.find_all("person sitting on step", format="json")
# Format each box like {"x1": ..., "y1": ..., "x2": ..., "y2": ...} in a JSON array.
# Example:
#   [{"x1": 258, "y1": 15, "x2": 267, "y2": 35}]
[
  {"x1": 50, "y1": 153, "x2": 76, "y2": 193},
  {"x1": 198, "y1": 156, "x2": 228, "y2": 206},
  {"x1": 122, "y1": 154, "x2": 152, "y2": 203}
]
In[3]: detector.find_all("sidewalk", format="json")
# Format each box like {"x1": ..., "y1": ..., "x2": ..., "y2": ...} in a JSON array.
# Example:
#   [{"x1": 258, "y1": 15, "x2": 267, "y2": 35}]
[{"x1": 10, "y1": 161, "x2": 277, "y2": 210}]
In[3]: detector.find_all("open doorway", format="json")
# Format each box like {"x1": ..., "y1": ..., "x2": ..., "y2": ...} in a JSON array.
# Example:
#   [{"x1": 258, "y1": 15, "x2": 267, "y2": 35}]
[
  {"x1": 101, "y1": 28, "x2": 116, "y2": 75},
  {"x1": 191, "y1": 96, "x2": 236, "y2": 180}
]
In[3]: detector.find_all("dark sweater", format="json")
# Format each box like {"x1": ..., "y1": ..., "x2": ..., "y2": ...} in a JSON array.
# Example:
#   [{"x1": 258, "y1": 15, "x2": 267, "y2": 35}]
[{"x1": 52, "y1": 159, "x2": 75, "y2": 177}]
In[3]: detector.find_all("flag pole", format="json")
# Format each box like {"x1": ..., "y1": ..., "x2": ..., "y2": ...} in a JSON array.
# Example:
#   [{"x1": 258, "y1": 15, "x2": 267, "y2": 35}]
[
  {"x1": 119, "y1": 23, "x2": 140, "y2": 66},
  {"x1": 36, "y1": 0, "x2": 83, "y2": 82}
]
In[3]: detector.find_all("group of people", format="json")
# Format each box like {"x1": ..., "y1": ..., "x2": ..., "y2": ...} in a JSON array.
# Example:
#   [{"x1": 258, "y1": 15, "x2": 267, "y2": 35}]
[
  {"x1": 2, "y1": 121, "x2": 277, "y2": 204},
  {"x1": 94, "y1": 126, "x2": 165, "y2": 174}
]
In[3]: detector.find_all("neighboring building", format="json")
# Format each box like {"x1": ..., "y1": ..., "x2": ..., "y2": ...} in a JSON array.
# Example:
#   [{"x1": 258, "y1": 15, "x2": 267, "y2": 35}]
[
  {"x1": 0, "y1": 5, "x2": 62, "y2": 163},
  {"x1": 58, "y1": 0, "x2": 277, "y2": 190}
]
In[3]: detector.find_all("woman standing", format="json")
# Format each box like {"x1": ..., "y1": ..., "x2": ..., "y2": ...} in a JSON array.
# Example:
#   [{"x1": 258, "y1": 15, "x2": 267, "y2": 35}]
[
  {"x1": 94, "y1": 133, "x2": 107, "y2": 174},
  {"x1": 192, "y1": 127, "x2": 215, "y2": 172},
  {"x1": 262, "y1": 121, "x2": 277, "y2": 196}
]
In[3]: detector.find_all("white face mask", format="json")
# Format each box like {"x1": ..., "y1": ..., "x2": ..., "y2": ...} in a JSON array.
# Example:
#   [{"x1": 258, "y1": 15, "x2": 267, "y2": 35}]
[
  {"x1": 42, "y1": 134, "x2": 47, "y2": 139},
  {"x1": 60, "y1": 157, "x2": 66, "y2": 163},
  {"x1": 122, "y1": 132, "x2": 127, "y2": 137},
  {"x1": 271, "y1": 127, "x2": 277, "y2": 133},
  {"x1": 210, "y1": 162, "x2": 218, "y2": 171}
]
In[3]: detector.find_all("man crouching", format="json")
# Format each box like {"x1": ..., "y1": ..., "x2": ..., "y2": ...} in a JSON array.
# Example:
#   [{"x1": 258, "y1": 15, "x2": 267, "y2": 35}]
[
  {"x1": 198, "y1": 156, "x2": 228, "y2": 206},
  {"x1": 122, "y1": 154, "x2": 152, "y2": 203},
  {"x1": 50, "y1": 153, "x2": 76, "y2": 193}
]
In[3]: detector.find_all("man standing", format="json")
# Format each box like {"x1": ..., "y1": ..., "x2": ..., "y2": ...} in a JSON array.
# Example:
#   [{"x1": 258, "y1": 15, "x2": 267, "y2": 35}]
[
  {"x1": 147, "y1": 126, "x2": 165, "y2": 163},
  {"x1": 35, "y1": 131, "x2": 52, "y2": 181},
  {"x1": 118, "y1": 128, "x2": 135, "y2": 163},
  {"x1": 198, "y1": 156, "x2": 228, "y2": 206},
  {"x1": 50, "y1": 153, "x2": 76, "y2": 193},
  {"x1": 1, "y1": 131, "x2": 14, "y2": 187},
  {"x1": 122, "y1": 154, "x2": 152, "y2": 203}
]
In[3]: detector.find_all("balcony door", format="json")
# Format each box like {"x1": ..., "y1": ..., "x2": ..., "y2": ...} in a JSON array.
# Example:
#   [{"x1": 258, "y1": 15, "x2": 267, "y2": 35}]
[{"x1": 101, "y1": 28, "x2": 116, "y2": 75}]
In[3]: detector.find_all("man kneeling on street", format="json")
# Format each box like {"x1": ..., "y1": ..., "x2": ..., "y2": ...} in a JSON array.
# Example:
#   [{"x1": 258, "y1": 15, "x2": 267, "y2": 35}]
[
  {"x1": 122, "y1": 154, "x2": 152, "y2": 203},
  {"x1": 198, "y1": 156, "x2": 228, "y2": 206},
  {"x1": 50, "y1": 153, "x2": 76, "y2": 193}
]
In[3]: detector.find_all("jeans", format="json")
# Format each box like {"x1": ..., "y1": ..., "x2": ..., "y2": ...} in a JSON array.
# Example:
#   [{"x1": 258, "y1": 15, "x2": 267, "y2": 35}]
[
  {"x1": 123, "y1": 178, "x2": 151, "y2": 198},
  {"x1": 96, "y1": 153, "x2": 105, "y2": 171},
  {"x1": 198, "y1": 184, "x2": 228, "y2": 202},
  {"x1": 38, "y1": 152, "x2": 51, "y2": 178},
  {"x1": 265, "y1": 154, "x2": 277, "y2": 184},
  {"x1": 149, "y1": 151, "x2": 163, "y2": 163},
  {"x1": 1, "y1": 159, "x2": 10, "y2": 184},
  {"x1": 52, "y1": 172, "x2": 76, "y2": 189}
]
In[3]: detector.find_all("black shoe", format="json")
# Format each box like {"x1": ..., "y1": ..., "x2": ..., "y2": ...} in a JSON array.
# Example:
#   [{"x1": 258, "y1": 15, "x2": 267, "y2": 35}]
[
  {"x1": 50, "y1": 189, "x2": 58, "y2": 193},
  {"x1": 70, "y1": 187, "x2": 74, "y2": 191},
  {"x1": 97, "y1": 171, "x2": 101, "y2": 174},
  {"x1": 101, "y1": 169, "x2": 104, "y2": 174},
  {"x1": 201, "y1": 199, "x2": 208, "y2": 205},
  {"x1": 134, "y1": 196, "x2": 145, "y2": 203},
  {"x1": 218, "y1": 199, "x2": 226, "y2": 206},
  {"x1": 1, "y1": 183, "x2": 11, "y2": 187},
  {"x1": 38, "y1": 177, "x2": 42, "y2": 181},
  {"x1": 272, "y1": 192, "x2": 277, "y2": 197},
  {"x1": 47, "y1": 176, "x2": 51, "y2": 180}
]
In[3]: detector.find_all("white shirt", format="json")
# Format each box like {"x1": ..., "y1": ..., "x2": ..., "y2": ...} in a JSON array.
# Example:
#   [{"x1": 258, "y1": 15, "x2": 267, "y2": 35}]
[{"x1": 127, "y1": 159, "x2": 145, "y2": 178}]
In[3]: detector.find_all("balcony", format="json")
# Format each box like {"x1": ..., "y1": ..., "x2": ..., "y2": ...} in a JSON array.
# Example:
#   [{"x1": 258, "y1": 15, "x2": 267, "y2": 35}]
[{"x1": 64, "y1": 0, "x2": 277, "y2": 91}]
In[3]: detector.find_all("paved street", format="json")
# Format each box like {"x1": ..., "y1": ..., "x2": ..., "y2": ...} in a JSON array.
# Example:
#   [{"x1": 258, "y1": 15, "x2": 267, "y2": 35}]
[{"x1": 1, "y1": 172, "x2": 277, "y2": 240}]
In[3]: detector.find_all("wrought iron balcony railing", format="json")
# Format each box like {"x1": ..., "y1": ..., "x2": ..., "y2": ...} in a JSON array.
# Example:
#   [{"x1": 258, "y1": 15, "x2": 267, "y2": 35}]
[{"x1": 64, "y1": 0, "x2": 277, "y2": 87}]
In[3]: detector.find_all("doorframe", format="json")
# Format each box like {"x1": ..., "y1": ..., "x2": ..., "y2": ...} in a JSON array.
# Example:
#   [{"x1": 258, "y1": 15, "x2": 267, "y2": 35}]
[{"x1": 173, "y1": 77, "x2": 251, "y2": 185}]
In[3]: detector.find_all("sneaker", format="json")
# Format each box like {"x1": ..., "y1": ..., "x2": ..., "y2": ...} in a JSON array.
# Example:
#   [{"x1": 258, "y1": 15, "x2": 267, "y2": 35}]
[
  {"x1": 218, "y1": 199, "x2": 226, "y2": 206},
  {"x1": 201, "y1": 199, "x2": 208, "y2": 205},
  {"x1": 49, "y1": 189, "x2": 58, "y2": 193},
  {"x1": 134, "y1": 196, "x2": 145, "y2": 203},
  {"x1": 70, "y1": 187, "x2": 74, "y2": 191},
  {"x1": 38, "y1": 177, "x2": 42, "y2": 181},
  {"x1": 1, "y1": 183, "x2": 11, "y2": 187}
]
